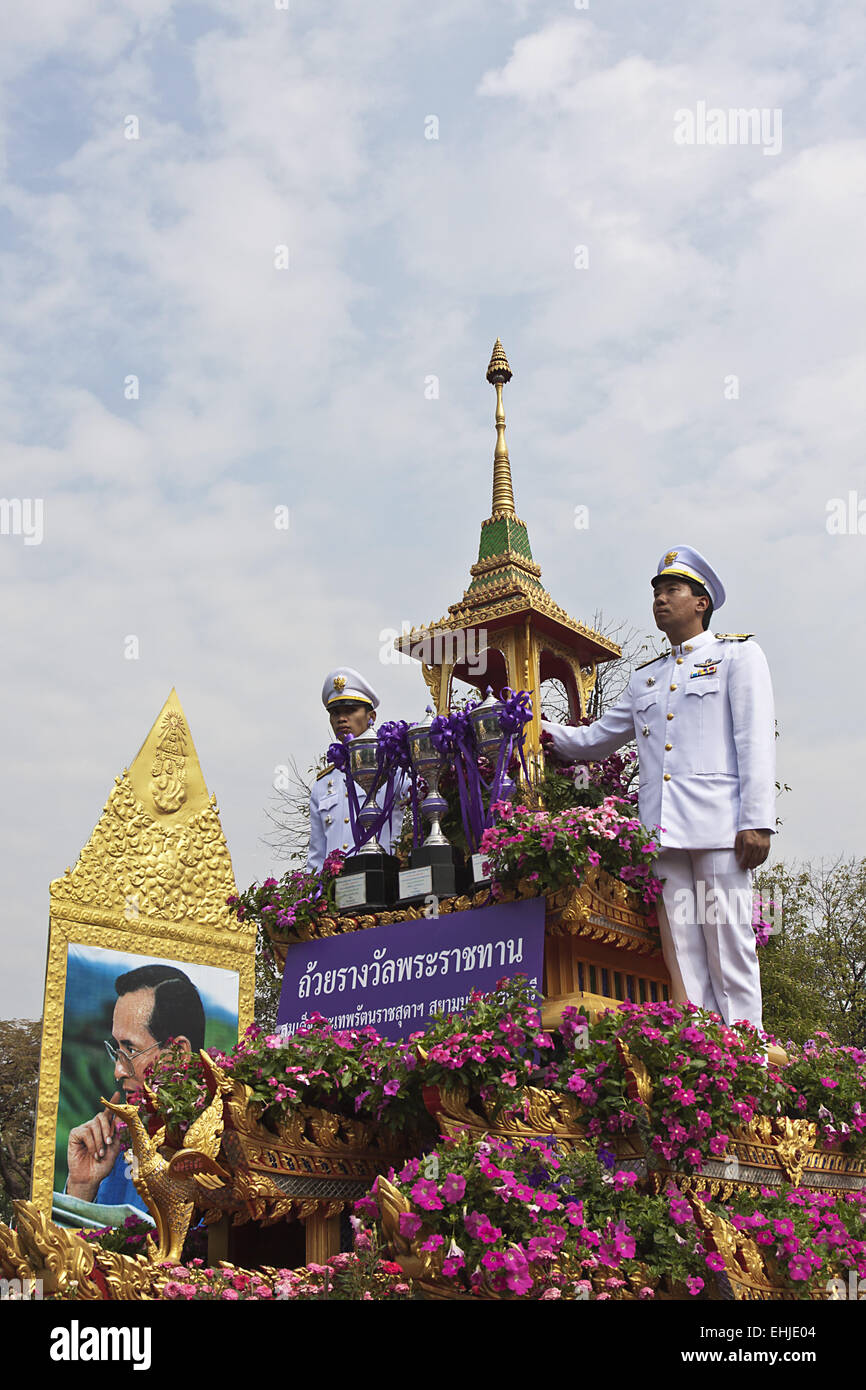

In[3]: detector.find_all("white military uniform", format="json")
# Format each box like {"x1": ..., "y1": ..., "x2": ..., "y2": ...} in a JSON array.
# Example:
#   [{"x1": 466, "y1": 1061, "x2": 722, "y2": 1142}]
[
  {"x1": 307, "y1": 666, "x2": 408, "y2": 874},
  {"x1": 542, "y1": 548, "x2": 776, "y2": 1030},
  {"x1": 307, "y1": 764, "x2": 407, "y2": 873}
]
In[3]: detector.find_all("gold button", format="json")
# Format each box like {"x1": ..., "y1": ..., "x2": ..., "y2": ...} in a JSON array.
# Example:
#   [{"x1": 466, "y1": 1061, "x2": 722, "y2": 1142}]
[
  {"x1": 676, "y1": 657, "x2": 683, "y2": 665},
  {"x1": 665, "y1": 742, "x2": 672, "y2": 751},
  {"x1": 663, "y1": 773, "x2": 671, "y2": 781},
  {"x1": 667, "y1": 712, "x2": 674, "y2": 721},
  {"x1": 342, "y1": 842, "x2": 348, "y2": 849},
  {"x1": 344, "y1": 816, "x2": 350, "y2": 824},
  {"x1": 670, "y1": 684, "x2": 677, "y2": 691}
]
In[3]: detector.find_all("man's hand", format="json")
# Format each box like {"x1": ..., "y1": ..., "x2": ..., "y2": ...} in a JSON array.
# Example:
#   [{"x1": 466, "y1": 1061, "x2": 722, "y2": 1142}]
[
  {"x1": 66, "y1": 1091, "x2": 123, "y2": 1201},
  {"x1": 734, "y1": 829, "x2": 771, "y2": 871}
]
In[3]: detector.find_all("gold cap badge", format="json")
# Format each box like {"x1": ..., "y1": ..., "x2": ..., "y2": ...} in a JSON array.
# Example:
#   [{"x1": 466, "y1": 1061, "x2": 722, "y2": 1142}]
[
  {"x1": 664, "y1": 550, "x2": 678, "y2": 566},
  {"x1": 333, "y1": 675, "x2": 347, "y2": 692}
]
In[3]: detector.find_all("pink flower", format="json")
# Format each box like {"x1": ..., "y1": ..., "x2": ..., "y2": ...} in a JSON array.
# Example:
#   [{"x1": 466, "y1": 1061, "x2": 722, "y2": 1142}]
[
  {"x1": 705, "y1": 1253, "x2": 726, "y2": 1272},
  {"x1": 398, "y1": 1212, "x2": 422, "y2": 1239},
  {"x1": 441, "y1": 1173, "x2": 466, "y2": 1203},
  {"x1": 410, "y1": 1178, "x2": 443, "y2": 1212},
  {"x1": 464, "y1": 1211, "x2": 503, "y2": 1244}
]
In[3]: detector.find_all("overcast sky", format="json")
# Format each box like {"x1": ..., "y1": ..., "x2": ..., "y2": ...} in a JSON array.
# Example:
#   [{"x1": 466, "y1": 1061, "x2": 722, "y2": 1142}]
[{"x1": 1, "y1": 0, "x2": 864, "y2": 1017}]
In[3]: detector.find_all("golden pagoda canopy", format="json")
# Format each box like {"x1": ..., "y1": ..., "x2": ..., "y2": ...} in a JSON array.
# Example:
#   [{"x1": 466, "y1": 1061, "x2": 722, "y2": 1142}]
[{"x1": 396, "y1": 341, "x2": 620, "y2": 748}]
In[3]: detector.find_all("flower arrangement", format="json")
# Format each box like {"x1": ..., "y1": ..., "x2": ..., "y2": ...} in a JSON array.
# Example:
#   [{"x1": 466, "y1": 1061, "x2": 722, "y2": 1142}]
[
  {"x1": 479, "y1": 797, "x2": 663, "y2": 905},
  {"x1": 366, "y1": 1132, "x2": 711, "y2": 1299},
  {"x1": 721, "y1": 1184, "x2": 866, "y2": 1288},
  {"x1": 227, "y1": 851, "x2": 346, "y2": 939},
  {"x1": 158, "y1": 1237, "x2": 414, "y2": 1301},
  {"x1": 777, "y1": 1034, "x2": 866, "y2": 1150},
  {"x1": 547, "y1": 1000, "x2": 787, "y2": 1167},
  {"x1": 80, "y1": 1214, "x2": 155, "y2": 1257},
  {"x1": 545, "y1": 1000, "x2": 866, "y2": 1161},
  {"x1": 149, "y1": 1016, "x2": 429, "y2": 1139},
  {"x1": 538, "y1": 730, "x2": 639, "y2": 814},
  {"x1": 418, "y1": 977, "x2": 554, "y2": 1119}
]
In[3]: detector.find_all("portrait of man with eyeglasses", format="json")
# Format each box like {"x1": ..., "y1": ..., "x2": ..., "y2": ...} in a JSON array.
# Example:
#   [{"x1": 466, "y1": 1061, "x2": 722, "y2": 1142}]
[{"x1": 65, "y1": 963, "x2": 206, "y2": 1209}]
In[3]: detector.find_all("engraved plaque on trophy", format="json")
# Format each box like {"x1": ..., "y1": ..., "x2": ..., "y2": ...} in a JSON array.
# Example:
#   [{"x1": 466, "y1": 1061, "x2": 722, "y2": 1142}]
[
  {"x1": 397, "y1": 708, "x2": 457, "y2": 905},
  {"x1": 335, "y1": 727, "x2": 399, "y2": 914}
]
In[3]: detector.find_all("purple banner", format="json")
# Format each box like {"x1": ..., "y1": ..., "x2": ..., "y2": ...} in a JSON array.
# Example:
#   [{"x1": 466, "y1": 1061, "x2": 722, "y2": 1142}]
[{"x1": 276, "y1": 897, "x2": 545, "y2": 1041}]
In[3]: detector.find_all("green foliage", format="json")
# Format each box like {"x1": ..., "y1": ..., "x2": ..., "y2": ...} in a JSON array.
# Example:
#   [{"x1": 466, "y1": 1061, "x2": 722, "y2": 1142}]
[
  {"x1": 757, "y1": 858, "x2": 866, "y2": 1048},
  {"x1": 0, "y1": 1018, "x2": 41, "y2": 1218}
]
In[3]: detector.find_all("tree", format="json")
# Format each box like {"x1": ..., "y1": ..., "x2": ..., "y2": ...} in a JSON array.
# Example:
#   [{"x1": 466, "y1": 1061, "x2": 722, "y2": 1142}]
[
  {"x1": 261, "y1": 755, "x2": 316, "y2": 865},
  {"x1": 540, "y1": 611, "x2": 665, "y2": 724},
  {"x1": 0, "y1": 1018, "x2": 41, "y2": 1221},
  {"x1": 756, "y1": 858, "x2": 866, "y2": 1047}
]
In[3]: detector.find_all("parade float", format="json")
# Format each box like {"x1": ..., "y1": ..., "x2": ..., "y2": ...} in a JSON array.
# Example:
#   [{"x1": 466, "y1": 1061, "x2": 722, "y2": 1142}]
[{"x1": 2, "y1": 344, "x2": 865, "y2": 1302}]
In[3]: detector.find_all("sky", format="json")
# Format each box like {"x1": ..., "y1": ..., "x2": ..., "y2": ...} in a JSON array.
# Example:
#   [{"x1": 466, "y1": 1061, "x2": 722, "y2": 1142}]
[{"x1": 1, "y1": 0, "x2": 864, "y2": 1017}]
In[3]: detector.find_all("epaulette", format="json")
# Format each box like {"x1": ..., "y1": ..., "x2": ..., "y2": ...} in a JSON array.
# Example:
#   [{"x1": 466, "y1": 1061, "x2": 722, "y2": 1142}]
[
  {"x1": 316, "y1": 763, "x2": 335, "y2": 780},
  {"x1": 636, "y1": 651, "x2": 669, "y2": 669},
  {"x1": 715, "y1": 633, "x2": 754, "y2": 642}
]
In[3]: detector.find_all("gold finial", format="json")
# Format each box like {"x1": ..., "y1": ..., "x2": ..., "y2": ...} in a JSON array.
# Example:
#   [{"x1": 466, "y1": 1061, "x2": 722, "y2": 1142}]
[
  {"x1": 486, "y1": 338, "x2": 512, "y2": 385},
  {"x1": 486, "y1": 339, "x2": 515, "y2": 517}
]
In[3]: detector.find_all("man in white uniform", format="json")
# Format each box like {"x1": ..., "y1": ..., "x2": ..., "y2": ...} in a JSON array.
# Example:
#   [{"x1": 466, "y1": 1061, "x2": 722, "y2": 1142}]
[
  {"x1": 307, "y1": 667, "x2": 407, "y2": 873},
  {"x1": 541, "y1": 546, "x2": 776, "y2": 1030}
]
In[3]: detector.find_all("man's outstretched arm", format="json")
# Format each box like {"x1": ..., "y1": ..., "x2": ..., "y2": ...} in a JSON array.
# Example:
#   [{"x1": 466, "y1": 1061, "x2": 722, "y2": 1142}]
[{"x1": 541, "y1": 695, "x2": 635, "y2": 763}]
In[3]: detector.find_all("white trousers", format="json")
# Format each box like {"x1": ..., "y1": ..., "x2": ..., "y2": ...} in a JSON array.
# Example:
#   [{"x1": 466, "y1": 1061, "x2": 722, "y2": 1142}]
[{"x1": 655, "y1": 848, "x2": 763, "y2": 1031}]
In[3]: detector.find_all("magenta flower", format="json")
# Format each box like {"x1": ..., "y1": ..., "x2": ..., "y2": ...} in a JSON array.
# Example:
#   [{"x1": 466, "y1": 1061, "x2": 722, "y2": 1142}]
[
  {"x1": 441, "y1": 1173, "x2": 466, "y2": 1204},
  {"x1": 398, "y1": 1212, "x2": 422, "y2": 1240},
  {"x1": 410, "y1": 1178, "x2": 443, "y2": 1212}
]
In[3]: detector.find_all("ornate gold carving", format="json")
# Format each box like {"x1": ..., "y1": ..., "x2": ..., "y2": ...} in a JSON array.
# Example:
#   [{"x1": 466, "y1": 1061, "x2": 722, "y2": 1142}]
[
  {"x1": 10, "y1": 1200, "x2": 102, "y2": 1298},
  {"x1": 99, "y1": 1052, "x2": 232, "y2": 1264},
  {"x1": 469, "y1": 550, "x2": 542, "y2": 581},
  {"x1": 688, "y1": 1201, "x2": 807, "y2": 1301},
  {"x1": 732, "y1": 1116, "x2": 816, "y2": 1188},
  {"x1": 546, "y1": 875, "x2": 660, "y2": 952},
  {"x1": 424, "y1": 1081, "x2": 586, "y2": 1149},
  {"x1": 50, "y1": 776, "x2": 241, "y2": 934},
  {"x1": 616, "y1": 1038, "x2": 653, "y2": 1108},
  {"x1": 150, "y1": 707, "x2": 188, "y2": 813},
  {"x1": 420, "y1": 661, "x2": 445, "y2": 713},
  {"x1": 97, "y1": 1248, "x2": 158, "y2": 1301},
  {"x1": 0, "y1": 1221, "x2": 31, "y2": 1280}
]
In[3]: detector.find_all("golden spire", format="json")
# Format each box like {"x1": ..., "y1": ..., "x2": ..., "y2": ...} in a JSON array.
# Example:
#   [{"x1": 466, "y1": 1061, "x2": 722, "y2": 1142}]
[{"x1": 486, "y1": 338, "x2": 515, "y2": 517}]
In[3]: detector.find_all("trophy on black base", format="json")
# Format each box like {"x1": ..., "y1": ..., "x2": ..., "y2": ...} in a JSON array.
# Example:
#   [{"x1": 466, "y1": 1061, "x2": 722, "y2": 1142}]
[
  {"x1": 397, "y1": 708, "x2": 458, "y2": 906},
  {"x1": 334, "y1": 727, "x2": 400, "y2": 915}
]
